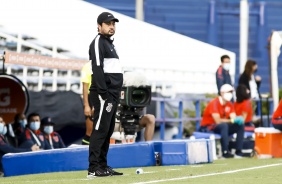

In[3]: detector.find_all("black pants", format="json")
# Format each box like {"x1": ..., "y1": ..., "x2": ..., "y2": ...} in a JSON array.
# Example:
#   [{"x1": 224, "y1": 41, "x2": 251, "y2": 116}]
[
  {"x1": 88, "y1": 91, "x2": 117, "y2": 172},
  {"x1": 213, "y1": 123, "x2": 244, "y2": 153},
  {"x1": 273, "y1": 124, "x2": 282, "y2": 131}
]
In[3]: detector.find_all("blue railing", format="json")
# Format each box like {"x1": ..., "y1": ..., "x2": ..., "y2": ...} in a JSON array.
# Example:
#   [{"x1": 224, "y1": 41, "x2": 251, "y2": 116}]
[{"x1": 152, "y1": 97, "x2": 273, "y2": 140}]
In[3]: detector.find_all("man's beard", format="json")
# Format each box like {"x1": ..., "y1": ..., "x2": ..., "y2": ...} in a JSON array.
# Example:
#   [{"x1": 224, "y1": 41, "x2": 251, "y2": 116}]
[{"x1": 102, "y1": 30, "x2": 115, "y2": 37}]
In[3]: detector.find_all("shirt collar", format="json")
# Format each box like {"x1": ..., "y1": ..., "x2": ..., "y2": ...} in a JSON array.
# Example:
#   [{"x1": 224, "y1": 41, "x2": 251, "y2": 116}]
[{"x1": 98, "y1": 33, "x2": 114, "y2": 43}]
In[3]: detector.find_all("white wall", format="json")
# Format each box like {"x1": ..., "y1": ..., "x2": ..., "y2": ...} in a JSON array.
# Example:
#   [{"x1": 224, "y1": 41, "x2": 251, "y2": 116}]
[{"x1": 0, "y1": 0, "x2": 236, "y2": 94}]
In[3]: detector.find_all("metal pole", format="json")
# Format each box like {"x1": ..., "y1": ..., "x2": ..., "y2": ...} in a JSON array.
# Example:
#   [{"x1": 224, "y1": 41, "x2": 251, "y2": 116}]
[
  {"x1": 160, "y1": 101, "x2": 165, "y2": 140},
  {"x1": 195, "y1": 100, "x2": 201, "y2": 131},
  {"x1": 135, "y1": 0, "x2": 144, "y2": 21},
  {"x1": 239, "y1": 0, "x2": 249, "y2": 73},
  {"x1": 1, "y1": 52, "x2": 4, "y2": 74},
  {"x1": 178, "y1": 101, "x2": 183, "y2": 139}
]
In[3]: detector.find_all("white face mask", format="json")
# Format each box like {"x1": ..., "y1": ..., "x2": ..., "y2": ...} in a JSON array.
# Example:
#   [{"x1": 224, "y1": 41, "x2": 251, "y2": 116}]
[
  {"x1": 19, "y1": 119, "x2": 27, "y2": 128},
  {"x1": 223, "y1": 63, "x2": 230, "y2": 71},
  {"x1": 0, "y1": 123, "x2": 7, "y2": 135},
  {"x1": 30, "y1": 121, "x2": 40, "y2": 131},
  {"x1": 223, "y1": 92, "x2": 233, "y2": 102},
  {"x1": 44, "y1": 126, "x2": 54, "y2": 135}
]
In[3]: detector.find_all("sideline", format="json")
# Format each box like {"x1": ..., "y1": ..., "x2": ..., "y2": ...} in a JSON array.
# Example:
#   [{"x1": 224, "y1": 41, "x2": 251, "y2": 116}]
[{"x1": 132, "y1": 163, "x2": 282, "y2": 184}]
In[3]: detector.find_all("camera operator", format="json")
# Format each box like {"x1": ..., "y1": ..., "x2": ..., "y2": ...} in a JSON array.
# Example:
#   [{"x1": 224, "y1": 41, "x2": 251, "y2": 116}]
[{"x1": 139, "y1": 114, "x2": 155, "y2": 141}]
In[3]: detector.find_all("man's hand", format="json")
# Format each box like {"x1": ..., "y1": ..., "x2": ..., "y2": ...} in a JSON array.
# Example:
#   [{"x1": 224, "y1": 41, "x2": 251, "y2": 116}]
[
  {"x1": 234, "y1": 116, "x2": 244, "y2": 125},
  {"x1": 255, "y1": 75, "x2": 261, "y2": 81},
  {"x1": 31, "y1": 144, "x2": 40, "y2": 151},
  {"x1": 84, "y1": 105, "x2": 92, "y2": 117}
]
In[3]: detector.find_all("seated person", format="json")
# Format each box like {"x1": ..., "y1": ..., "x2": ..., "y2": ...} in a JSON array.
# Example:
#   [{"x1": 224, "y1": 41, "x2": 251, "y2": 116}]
[
  {"x1": 18, "y1": 113, "x2": 51, "y2": 150},
  {"x1": 0, "y1": 115, "x2": 39, "y2": 175},
  {"x1": 234, "y1": 84, "x2": 255, "y2": 132},
  {"x1": 272, "y1": 99, "x2": 282, "y2": 131},
  {"x1": 199, "y1": 84, "x2": 244, "y2": 158},
  {"x1": 13, "y1": 113, "x2": 27, "y2": 138},
  {"x1": 6, "y1": 123, "x2": 18, "y2": 148},
  {"x1": 41, "y1": 117, "x2": 66, "y2": 149},
  {"x1": 139, "y1": 114, "x2": 155, "y2": 141}
]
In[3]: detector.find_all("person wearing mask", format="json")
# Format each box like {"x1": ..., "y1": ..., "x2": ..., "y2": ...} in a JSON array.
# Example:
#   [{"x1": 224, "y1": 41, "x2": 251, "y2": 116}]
[
  {"x1": 18, "y1": 113, "x2": 50, "y2": 150},
  {"x1": 216, "y1": 55, "x2": 232, "y2": 95},
  {"x1": 238, "y1": 60, "x2": 261, "y2": 100},
  {"x1": 234, "y1": 85, "x2": 255, "y2": 132},
  {"x1": 41, "y1": 117, "x2": 66, "y2": 149},
  {"x1": 199, "y1": 84, "x2": 245, "y2": 158},
  {"x1": 272, "y1": 99, "x2": 282, "y2": 131},
  {"x1": 80, "y1": 60, "x2": 94, "y2": 145},
  {"x1": 13, "y1": 113, "x2": 27, "y2": 138},
  {"x1": 0, "y1": 115, "x2": 39, "y2": 176}
]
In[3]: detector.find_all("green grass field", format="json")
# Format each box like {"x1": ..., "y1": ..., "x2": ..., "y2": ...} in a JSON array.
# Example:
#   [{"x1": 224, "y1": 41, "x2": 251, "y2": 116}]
[{"x1": 1, "y1": 158, "x2": 282, "y2": 184}]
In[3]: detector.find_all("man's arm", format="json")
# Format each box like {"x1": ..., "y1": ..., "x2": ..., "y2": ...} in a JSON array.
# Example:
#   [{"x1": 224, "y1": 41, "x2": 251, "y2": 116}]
[
  {"x1": 82, "y1": 82, "x2": 91, "y2": 117},
  {"x1": 216, "y1": 69, "x2": 224, "y2": 94},
  {"x1": 90, "y1": 37, "x2": 109, "y2": 100},
  {"x1": 211, "y1": 113, "x2": 234, "y2": 124}
]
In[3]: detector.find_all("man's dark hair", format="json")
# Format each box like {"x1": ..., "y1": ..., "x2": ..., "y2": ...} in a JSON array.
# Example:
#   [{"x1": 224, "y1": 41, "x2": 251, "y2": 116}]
[
  {"x1": 221, "y1": 55, "x2": 230, "y2": 63},
  {"x1": 236, "y1": 84, "x2": 250, "y2": 103},
  {"x1": 27, "y1": 112, "x2": 40, "y2": 123}
]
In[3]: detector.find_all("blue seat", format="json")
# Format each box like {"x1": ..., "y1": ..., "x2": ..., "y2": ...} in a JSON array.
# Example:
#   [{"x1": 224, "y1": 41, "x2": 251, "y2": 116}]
[{"x1": 192, "y1": 131, "x2": 254, "y2": 139}]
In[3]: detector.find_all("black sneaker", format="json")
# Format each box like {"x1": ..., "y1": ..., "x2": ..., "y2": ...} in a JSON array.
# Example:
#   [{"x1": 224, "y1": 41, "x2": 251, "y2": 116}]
[
  {"x1": 87, "y1": 168, "x2": 111, "y2": 178},
  {"x1": 234, "y1": 150, "x2": 243, "y2": 159},
  {"x1": 104, "y1": 166, "x2": 123, "y2": 176},
  {"x1": 222, "y1": 151, "x2": 234, "y2": 158},
  {"x1": 82, "y1": 135, "x2": 90, "y2": 145}
]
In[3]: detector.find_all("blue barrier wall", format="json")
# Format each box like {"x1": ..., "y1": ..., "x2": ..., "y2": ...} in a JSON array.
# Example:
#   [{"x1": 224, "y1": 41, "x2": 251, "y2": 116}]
[{"x1": 2, "y1": 140, "x2": 213, "y2": 177}]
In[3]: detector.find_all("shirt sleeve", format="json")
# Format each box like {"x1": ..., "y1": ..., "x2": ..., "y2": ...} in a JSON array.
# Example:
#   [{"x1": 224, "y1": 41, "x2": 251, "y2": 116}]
[
  {"x1": 0, "y1": 136, "x2": 31, "y2": 153},
  {"x1": 58, "y1": 134, "x2": 66, "y2": 148},
  {"x1": 89, "y1": 37, "x2": 109, "y2": 100},
  {"x1": 80, "y1": 62, "x2": 91, "y2": 84},
  {"x1": 216, "y1": 68, "x2": 224, "y2": 94},
  {"x1": 209, "y1": 100, "x2": 219, "y2": 114}
]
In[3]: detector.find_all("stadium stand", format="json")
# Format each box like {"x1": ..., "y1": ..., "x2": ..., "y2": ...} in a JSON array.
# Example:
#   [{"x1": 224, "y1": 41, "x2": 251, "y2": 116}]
[
  {"x1": 0, "y1": 28, "x2": 83, "y2": 93},
  {"x1": 85, "y1": 0, "x2": 282, "y2": 93}
]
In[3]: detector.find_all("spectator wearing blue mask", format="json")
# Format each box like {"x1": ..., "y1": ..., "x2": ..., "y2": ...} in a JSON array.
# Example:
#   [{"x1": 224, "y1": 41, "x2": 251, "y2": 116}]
[
  {"x1": 13, "y1": 113, "x2": 27, "y2": 138},
  {"x1": 0, "y1": 115, "x2": 39, "y2": 176},
  {"x1": 216, "y1": 55, "x2": 232, "y2": 95},
  {"x1": 18, "y1": 113, "x2": 51, "y2": 150},
  {"x1": 41, "y1": 117, "x2": 66, "y2": 149}
]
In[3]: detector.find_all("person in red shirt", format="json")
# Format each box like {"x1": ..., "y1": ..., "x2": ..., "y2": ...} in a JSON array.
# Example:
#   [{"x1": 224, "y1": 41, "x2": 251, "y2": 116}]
[
  {"x1": 200, "y1": 84, "x2": 244, "y2": 158},
  {"x1": 272, "y1": 99, "x2": 282, "y2": 131},
  {"x1": 234, "y1": 85, "x2": 254, "y2": 132}
]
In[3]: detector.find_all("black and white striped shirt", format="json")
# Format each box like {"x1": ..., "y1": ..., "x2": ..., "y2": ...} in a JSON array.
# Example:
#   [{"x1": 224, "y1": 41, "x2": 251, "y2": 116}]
[{"x1": 89, "y1": 33, "x2": 123, "y2": 102}]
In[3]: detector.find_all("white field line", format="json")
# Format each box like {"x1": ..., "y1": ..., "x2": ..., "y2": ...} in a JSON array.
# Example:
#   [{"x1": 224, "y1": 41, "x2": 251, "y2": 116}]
[
  {"x1": 165, "y1": 169, "x2": 181, "y2": 171},
  {"x1": 143, "y1": 171, "x2": 158, "y2": 174},
  {"x1": 131, "y1": 163, "x2": 282, "y2": 184},
  {"x1": 191, "y1": 165, "x2": 204, "y2": 168}
]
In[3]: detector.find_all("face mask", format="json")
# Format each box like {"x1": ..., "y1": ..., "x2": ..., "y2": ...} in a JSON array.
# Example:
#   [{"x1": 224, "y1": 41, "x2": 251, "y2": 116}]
[
  {"x1": 223, "y1": 92, "x2": 233, "y2": 102},
  {"x1": 222, "y1": 63, "x2": 230, "y2": 71},
  {"x1": 44, "y1": 126, "x2": 54, "y2": 135},
  {"x1": 2, "y1": 126, "x2": 7, "y2": 135},
  {"x1": 19, "y1": 119, "x2": 27, "y2": 128},
  {"x1": 30, "y1": 121, "x2": 40, "y2": 131},
  {"x1": 0, "y1": 123, "x2": 6, "y2": 135}
]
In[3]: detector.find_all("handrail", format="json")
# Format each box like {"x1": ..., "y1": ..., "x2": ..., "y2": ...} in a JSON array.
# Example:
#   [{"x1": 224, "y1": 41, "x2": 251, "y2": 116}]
[{"x1": 152, "y1": 97, "x2": 274, "y2": 140}]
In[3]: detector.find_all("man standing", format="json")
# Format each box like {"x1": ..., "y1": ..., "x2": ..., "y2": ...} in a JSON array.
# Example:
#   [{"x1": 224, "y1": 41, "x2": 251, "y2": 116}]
[
  {"x1": 216, "y1": 55, "x2": 232, "y2": 95},
  {"x1": 88, "y1": 12, "x2": 123, "y2": 178}
]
